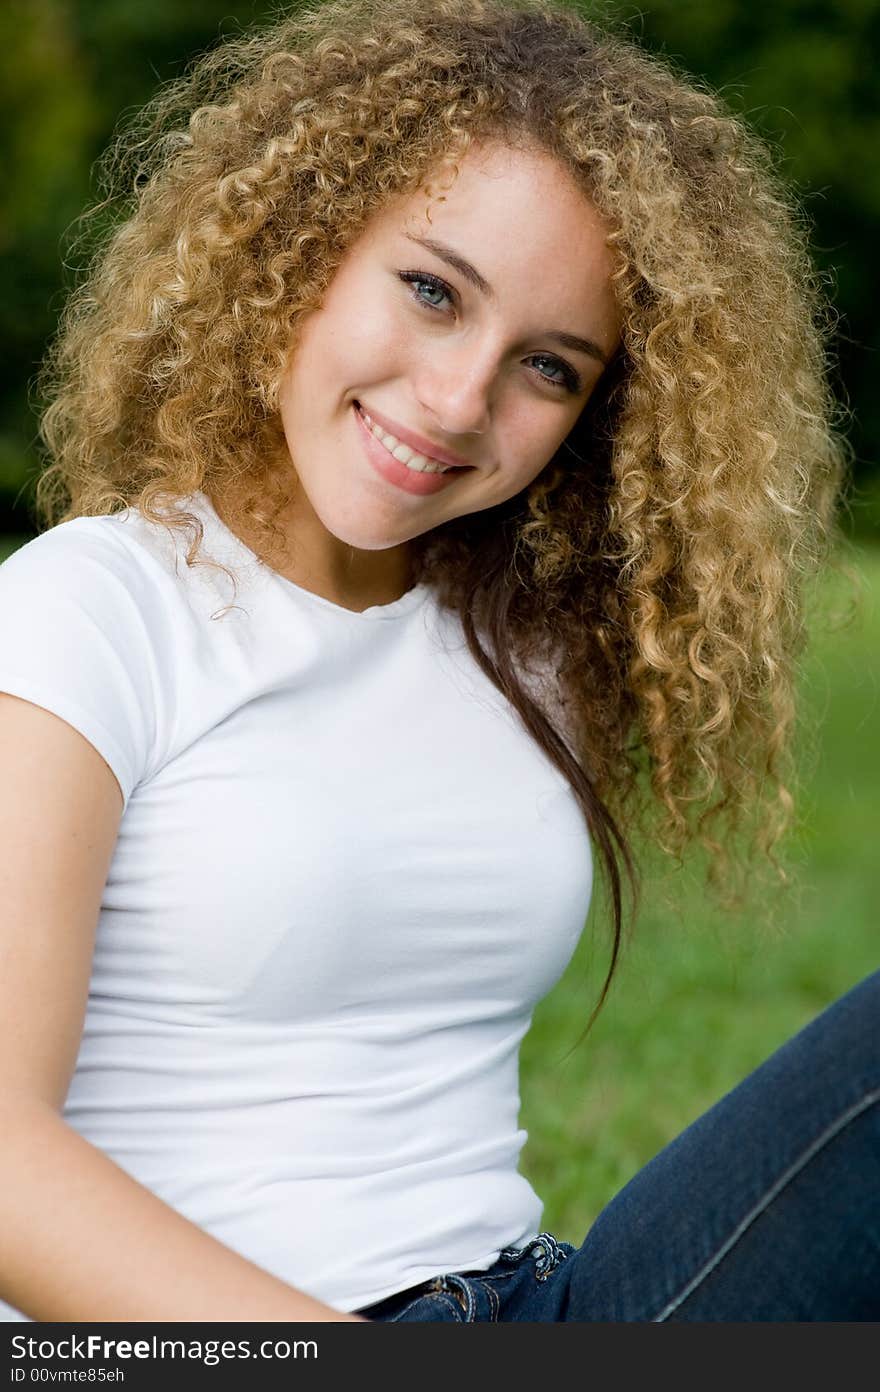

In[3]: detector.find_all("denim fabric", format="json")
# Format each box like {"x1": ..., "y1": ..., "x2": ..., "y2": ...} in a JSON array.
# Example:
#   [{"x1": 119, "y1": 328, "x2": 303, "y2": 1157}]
[{"x1": 356, "y1": 968, "x2": 880, "y2": 1321}]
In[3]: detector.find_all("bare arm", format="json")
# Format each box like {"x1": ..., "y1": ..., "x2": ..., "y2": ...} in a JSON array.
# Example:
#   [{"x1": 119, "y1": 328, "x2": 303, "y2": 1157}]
[{"x1": 0, "y1": 694, "x2": 365, "y2": 1321}]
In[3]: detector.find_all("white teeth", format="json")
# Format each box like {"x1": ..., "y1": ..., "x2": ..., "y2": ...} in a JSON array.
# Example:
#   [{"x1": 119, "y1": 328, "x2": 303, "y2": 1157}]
[{"x1": 360, "y1": 407, "x2": 455, "y2": 473}]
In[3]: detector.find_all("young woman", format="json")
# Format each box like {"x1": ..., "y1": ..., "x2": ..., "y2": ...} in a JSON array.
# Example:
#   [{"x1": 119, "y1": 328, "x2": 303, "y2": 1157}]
[{"x1": 0, "y1": 0, "x2": 875, "y2": 1323}]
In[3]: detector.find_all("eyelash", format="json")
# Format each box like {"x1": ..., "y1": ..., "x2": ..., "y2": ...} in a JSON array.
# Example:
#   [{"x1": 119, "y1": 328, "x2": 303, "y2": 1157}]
[{"x1": 397, "y1": 270, "x2": 583, "y2": 395}]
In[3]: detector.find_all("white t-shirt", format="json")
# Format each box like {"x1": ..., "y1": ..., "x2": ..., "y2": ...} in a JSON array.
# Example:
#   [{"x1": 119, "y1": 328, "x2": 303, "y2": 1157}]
[{"x1": 0, "y1": 491, "x2": 592, "y2": 1317}]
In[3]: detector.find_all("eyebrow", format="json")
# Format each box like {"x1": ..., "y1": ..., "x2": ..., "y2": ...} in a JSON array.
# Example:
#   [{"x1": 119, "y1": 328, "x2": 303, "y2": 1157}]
[{"x1": 402, "y1": 233, "x2": 611, "y2": 367}]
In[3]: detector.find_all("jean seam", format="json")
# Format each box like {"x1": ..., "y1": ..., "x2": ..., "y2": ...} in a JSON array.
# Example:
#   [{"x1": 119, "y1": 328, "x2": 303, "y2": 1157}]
[
  {"x1": 651, "y1": 1085, "x2": 880, "y2": 1322},
  {"x1": 475, "y1": 1269, "x2": 519, "y2": 1286},
  {"x1": 476, "y1": 1277, "x2": 501, "y2": 1321},
  {"x1": 387, "y1": 1291, "x2": 462, "y2": 1322}
]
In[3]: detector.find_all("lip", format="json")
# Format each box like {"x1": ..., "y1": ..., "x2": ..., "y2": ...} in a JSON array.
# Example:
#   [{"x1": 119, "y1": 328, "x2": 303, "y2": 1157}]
[
  {"x1": 356, "y1": 401, "x2": 472, "y2": 470},
  {"x1": 353, "y1": 402, "x2": 472, "y2": 497}
]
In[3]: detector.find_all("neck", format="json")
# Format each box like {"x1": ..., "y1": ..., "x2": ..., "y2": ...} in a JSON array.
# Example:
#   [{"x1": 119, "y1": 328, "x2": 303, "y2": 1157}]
[
  {"x1": 209, "y1": 485, "x2": 414, "y2": 614},
  {"x1": 295, "y1": 545, "x2": 415, "y2": 613}
]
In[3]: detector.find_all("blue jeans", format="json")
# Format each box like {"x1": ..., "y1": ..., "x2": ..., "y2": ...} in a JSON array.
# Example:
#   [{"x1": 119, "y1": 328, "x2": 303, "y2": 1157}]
[{"x1": 356, "y1": 968, "x2": 880, "y2": 1321}]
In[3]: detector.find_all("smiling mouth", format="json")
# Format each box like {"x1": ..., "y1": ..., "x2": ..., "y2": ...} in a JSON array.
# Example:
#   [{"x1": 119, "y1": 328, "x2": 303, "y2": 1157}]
[{"x1": 354, "y1": 402, "x2": 472, "y2": 475}]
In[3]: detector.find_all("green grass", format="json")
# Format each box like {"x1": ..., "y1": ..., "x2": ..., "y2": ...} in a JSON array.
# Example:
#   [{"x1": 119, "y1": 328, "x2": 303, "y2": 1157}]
[{"x1": 519, "y1": 544, "x2": 879, "y2": 1242}]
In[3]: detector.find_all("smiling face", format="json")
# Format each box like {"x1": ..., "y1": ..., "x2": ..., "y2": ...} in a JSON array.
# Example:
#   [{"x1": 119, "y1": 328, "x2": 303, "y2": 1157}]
[{"x1": 274, "y1": 138, "x2": 621, "y2": 602}]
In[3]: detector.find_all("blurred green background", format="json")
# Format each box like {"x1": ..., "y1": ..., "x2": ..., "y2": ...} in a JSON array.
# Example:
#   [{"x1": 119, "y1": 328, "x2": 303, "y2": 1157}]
[
  {"x1": 0, "y1": 0, "x2": 877, "y2": 1242},
  {"x1": 1, "y1": 0, "x2": 879, "y2": 540},
  {"x1": 520, "y1": 546, "x2": 878, "y2": 1238}
]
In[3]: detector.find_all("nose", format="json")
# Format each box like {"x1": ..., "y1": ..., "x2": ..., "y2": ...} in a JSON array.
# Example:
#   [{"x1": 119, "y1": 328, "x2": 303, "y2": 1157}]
[{"x1": 413, "y1": 343, "x2": 493, "y2": 438}]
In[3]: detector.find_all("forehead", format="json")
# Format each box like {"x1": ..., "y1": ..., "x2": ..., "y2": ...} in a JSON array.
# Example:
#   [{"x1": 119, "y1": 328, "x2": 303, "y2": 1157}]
[{"x1": 365, "y1": 139, "x2": 619, "y2": 317}]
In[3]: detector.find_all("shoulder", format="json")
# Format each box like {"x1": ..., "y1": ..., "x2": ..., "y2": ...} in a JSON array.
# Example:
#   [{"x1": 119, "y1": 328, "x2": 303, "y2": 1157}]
[
  {"x1": 0, "y1": 518, "x2": 175, "y2": 810},
  {"x1": 0, "y1": 496, "x2": 244, "y2": 621},
  {"x1": 1, "y1": 510, "x2": 172, "y2": 592},
  {"x1": 0, "y1": 498, "x2": 263, "y2": 810},
  {"x1": 0, "y1": 516, "x2": 161, "y2": 637}
]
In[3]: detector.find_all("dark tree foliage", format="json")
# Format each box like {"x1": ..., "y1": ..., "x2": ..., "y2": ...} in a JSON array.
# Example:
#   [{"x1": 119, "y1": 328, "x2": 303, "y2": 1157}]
[{"x1": 1, "y1": 0, "x2": 877, "y2": 536}]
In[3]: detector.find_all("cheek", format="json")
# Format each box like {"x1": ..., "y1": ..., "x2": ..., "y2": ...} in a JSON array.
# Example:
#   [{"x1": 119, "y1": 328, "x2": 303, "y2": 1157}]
[
  {"x1": 320, "y1": 282, "x2": 408, "y2": 377},
  {"x1": 502, "y1": 414, "x2": 574, "y2": 487},
  {"x1": 280, "y1": 293, "x2": 388, "y2": 404}
]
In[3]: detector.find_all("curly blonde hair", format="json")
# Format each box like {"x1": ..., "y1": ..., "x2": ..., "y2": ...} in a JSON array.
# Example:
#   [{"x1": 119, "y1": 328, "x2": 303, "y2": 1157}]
[{"x1": 35, "y1": 0, "x2": 849, "y2": 1020}]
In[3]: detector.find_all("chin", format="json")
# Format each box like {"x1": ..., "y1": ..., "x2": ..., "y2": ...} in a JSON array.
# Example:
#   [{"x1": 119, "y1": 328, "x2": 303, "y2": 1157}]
[{"x1": 315, "y1": 509, "x2": 420, "y2": 554}]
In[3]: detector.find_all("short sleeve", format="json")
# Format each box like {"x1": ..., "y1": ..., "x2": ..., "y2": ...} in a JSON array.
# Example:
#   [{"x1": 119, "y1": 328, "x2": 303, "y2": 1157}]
[{"x1": 0, "y1": 520, "x2": 169, "y2": 809}]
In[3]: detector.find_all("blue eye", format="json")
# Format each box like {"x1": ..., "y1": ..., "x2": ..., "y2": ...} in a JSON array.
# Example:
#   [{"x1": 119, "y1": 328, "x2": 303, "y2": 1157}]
[
  {"x1": 395, "y1": 268, "x2": 582, "y2": 395},
  {"x1": 398, "y1": 271, "x2": 452, "y2": 312},
  {"x1": 526, "y1": 353, "x2": 582, "y2": 392}
]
